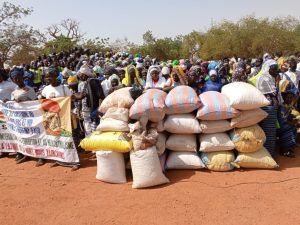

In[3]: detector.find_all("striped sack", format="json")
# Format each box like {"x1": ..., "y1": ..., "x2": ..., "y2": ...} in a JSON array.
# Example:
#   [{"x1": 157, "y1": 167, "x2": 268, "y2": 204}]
[
  {"x1": 197, "y1": 91, "x2": 240, "y2": 120},
  {"x1": 165, "y1": 86, "x2": 202, "y2": 114},
  {"x1": 129, "y1": 89, "x2": 167, "y2": 122}
]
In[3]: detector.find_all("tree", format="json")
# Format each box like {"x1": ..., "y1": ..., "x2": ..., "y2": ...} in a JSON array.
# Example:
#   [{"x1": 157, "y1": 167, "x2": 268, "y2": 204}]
[
  {"x1": 0, "y1": 2, "x2": 43, "y2": 64},
  {"x1": 82, "y1": 37, "x2": 110, "y2": 53},
  {"x1": 46, "y1": 19, "x2": 84, "y2": 43}
]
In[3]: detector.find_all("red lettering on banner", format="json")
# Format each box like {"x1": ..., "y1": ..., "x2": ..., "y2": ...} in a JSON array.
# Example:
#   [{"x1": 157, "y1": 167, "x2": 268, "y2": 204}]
[
  {"x1": 46, "y1": 149, "x2": 64, "y2": 159},
  {"x1": 35, "y1": 149, "x2": 45, "y2": 157},
  {"x1": 1, "y1": 143, "x2": 19, "y2": 151},
  {"x1": 24, "y1": 147, "x2": 33, "y2": 155}
]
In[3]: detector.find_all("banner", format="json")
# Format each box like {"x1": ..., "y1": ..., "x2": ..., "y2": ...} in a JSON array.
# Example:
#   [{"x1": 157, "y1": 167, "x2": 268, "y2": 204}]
[{"x1": 0, "y1": 97, "x2": 79, "y2": 163}]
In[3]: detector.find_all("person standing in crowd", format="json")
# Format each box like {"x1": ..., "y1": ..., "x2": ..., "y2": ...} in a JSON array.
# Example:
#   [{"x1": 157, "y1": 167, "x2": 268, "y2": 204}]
[
  {"x1": 200, "y1": 69, "x2": 223, "y2": 93},
  {"x1": 122, "y1": 65, "x2": 144, "y2": 87},
  {"x1": 10, "y1": 67, "x2": 40, "y2": 165},
  {"x1": 256, "y1": 60, "x2": 281, "y2": 156},
  {"x1": 23, "y1": 65, "x2": 34, "y2": 87},
  {"x1": 232, "y1": 61, "x2": 248, "y2": 82},
  {"x1": 278, "y1": 80, "x2": 298, "y2": 157},
  {"x1": 0, "y1": 68, "x2": 17, "y2": 158},
  {"x1": 41, "y1": 66, "x2": 79, "y2": 170}
]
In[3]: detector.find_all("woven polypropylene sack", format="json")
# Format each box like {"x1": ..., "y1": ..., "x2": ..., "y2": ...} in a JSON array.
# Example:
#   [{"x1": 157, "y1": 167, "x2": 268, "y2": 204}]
[
  {"x1": 166, "y1": 134, "x2": 197, "y2": 152},
  {"x1": 197, "y1": 91, "x2": 240, "y2": 120},
  {"x1": 99, "y1": 87, "x2": 134, "y2": 113},
  {"x1": 166, "y1": 151, "x2": 205, "y2": 170},
  {"x1": 234, "y1": 147, "x2": 279, "y2": 169},
  {"x1": 221, "y1": 82, "x2": 270, "y2": 110},
  {"x1": 164, "y1": 114, "x2": 201, "y2": 134},
  {"x1": 96, "y1": 151, "x2": 126, "y2": 184},
  {"x1": 201, "y1": 151, "x2": 235, "y2": 171},
  {"x1": 129, "y1": 89, "x2": 167, "y2": 122},
  {"x1": 230, "y1": 125, "x2": 266, "y2": 153},
  {"x1": 96, "y1": 118, "x2": 129, "y2": 132},
  {"x1": 200, "y1": 120, "x2": 232, "y2": 134},
  {"x1": 165, "y1": 86, "x2": 201, "y2": 114},
  {"x1": 80, "y1": 131, "x2": 132, "y2": 152},
  {"x1": 231, "y1": 108, "x2": 268, "y2": 128},
  {"x1": 199, "y1": 133, "x2": 235, "y2": 152},
  {"x1": 130, "y1": 147, "x2": 169, "y2": 188}
]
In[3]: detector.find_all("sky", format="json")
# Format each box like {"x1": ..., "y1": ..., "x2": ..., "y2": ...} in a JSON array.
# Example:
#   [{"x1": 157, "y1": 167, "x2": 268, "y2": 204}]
[{"x1": 4, "y1": 0, "x2": 300, "y2": 44}]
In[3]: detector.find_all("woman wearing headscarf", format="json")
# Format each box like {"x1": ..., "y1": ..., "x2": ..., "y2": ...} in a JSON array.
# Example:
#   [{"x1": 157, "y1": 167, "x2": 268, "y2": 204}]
[
  {"x1": 10, "y1": 67, "x2": 39, "y2": 165},
  {"x1": 277, "y1": 80, "x2": 298, "y2": 157},
  {"x1": 188, "y1": 65, "x2": 205, "y2": 95},
  {"x1": 217, "y1": 64, "x2": 231, "y2": 85},
  {"x1": 164, "y1": 66, "x2": 187, "y2": 92},
  {"x1": 122, "y1": 65, "x2": 144, "y2": 87},
  {"x1": 256, "y1": 59, "x2": 281, "y2": 156},
  {"x1": 107, "y1": 74, "x2": 122, "y2": 95},
  {"x1": 232, "y1": 61, "x2": 248, "y2": 82},
  {"x1": 145, "y1": 66, "x2": 166, "y2": 90},
  {"x1": 200, "y1": 69, "x2": 223, "y2": 93}
]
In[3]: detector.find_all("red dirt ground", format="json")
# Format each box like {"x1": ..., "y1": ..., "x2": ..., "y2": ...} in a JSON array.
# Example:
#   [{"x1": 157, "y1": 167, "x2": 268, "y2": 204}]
[{"x1": 1, "y1": 149, "x2": 300, "y2": 225}]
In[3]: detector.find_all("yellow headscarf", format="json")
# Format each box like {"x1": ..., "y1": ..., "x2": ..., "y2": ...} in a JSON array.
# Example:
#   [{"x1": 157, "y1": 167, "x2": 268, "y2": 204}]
[
  {"x1": 67, "y1": 75, "x2": 78, "y2": 85},
  {"x1": 173, "y1": 65, "x2": 188, "y2": 85},
  {"x1": 122, "y1": 65, "x2": 144, "y2": 87}
]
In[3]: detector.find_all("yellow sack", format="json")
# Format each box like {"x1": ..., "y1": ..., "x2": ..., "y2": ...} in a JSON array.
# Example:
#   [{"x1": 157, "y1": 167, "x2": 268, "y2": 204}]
[
  {"x1": 230, "y1": 125, "x2": 266, "y2": 153},
  {"x1": 234, "y1": 147, "x2": 278, "y2": 169},
  {"x1": 201, "y1": 151, "x2": 235, "y2": 172},
  {"x1": 80, "y1": 131, "x2": 132, "y2": 152}
]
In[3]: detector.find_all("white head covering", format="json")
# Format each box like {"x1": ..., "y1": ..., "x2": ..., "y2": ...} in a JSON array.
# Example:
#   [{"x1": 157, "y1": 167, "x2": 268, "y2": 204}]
[
  {"x1": 136, "y1": 62, "x2": 144, "y2": 69},
  {"x1": 79, "y1": 64, "x2": 92, "y2": 76},
  {"x1": 62, "y1": 67, "x2": 73, "y2": 78},
  {"x1": 209, "y1": 69, "x2": 217, "y2": 76},
  {"x1": 256, "y1": 59, "x2": 278, "y2": 94},
  {"x1": 145, "y1": 65, "x2": 166, "y2": 89},
  {"x1": 263, "y1": 53, "x2": 271, "y2": 62},
  {"x1": 162, "y1": 66, "x2": 170, "y2": 75}
]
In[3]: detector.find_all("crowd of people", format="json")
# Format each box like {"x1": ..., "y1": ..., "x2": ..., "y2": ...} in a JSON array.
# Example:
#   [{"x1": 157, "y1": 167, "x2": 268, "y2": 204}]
[{"x1": 1, "y1": 48, "x2": 300, "y2": 169}]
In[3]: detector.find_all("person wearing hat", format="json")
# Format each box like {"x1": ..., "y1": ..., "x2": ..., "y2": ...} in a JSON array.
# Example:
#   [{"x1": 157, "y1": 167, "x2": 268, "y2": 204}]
[{"x1": 41, "y1": 66, "x2": 72, "y2": 99}]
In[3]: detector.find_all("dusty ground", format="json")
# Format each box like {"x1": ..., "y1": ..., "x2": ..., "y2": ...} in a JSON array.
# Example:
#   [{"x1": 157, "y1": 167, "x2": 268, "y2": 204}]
[{"x1": 1, "y1": 149, "x2": 300, "y2": 225}]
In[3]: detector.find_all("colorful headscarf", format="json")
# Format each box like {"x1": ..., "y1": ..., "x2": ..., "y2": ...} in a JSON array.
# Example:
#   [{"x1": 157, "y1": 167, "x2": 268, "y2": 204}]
[
  {"x1": 172, "y1": 65, "x2": 188, "y2": 85},
  {"x1": 67, "y1": 75, "x2": 78, "y2": 85},
  {"x1": 9, "y1": 67, "x2": 24, "y2": 79},
  {"x1": 122, "y1": 65, "x2": 144, "y2": 87}
]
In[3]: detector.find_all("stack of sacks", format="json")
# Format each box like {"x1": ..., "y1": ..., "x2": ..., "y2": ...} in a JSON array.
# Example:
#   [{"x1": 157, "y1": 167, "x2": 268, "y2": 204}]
[
  {"x1": 197, "y1": 91, "x2": 239, "y2": 171},
  {"x1": 230, "y1": 125, "x2": 278, "y2": 169},
  {"x1": 129, "y1": 89, "x2": 168, "y2": 167},
  {"x1": 164, "y1": 86, "x2": 205, "y2": 170},
  {"x1": 80, "y1": 108, "x2": 132, "y2": 184},
  {"x1": 222, "y1": 82, "x2": 278, "y2": 169},
  {"x1": 129, "y1": 122, "x2": 169, "y2": 189}
]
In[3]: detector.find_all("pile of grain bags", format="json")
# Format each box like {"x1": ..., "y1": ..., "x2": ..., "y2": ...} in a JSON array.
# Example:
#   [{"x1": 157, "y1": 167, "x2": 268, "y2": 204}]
[
  {"x1": 127, "y1": 89, "x2": 171, "y2": 188},
  {"x1": 222, "y1": 82, "x2": 278, "y2": 169},
  {"x1": 81, "y1": 88, "x2": 136, "y2": 184},
  {"x1": 164, "y1": 86, "x2": 205, "y2": 170},
  {"x1": 128, "y1": 121, "x2": 169, "y2": 189},
  {"x1": 197, "y1": 91, "x2": 238, "y2": 171}
]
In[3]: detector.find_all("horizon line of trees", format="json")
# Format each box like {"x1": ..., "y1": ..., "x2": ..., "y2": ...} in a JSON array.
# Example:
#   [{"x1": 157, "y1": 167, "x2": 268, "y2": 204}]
[{"x1": 1, "y1": 1, "x2": 300, "y2": 66}]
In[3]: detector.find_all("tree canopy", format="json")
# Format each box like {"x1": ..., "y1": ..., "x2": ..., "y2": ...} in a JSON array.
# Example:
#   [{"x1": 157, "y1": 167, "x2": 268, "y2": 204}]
[{"x1": 1, "y1": 1, "x2": 300, "y2": 65}]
